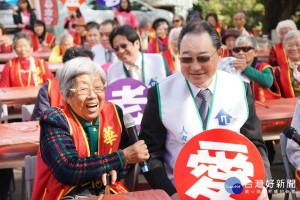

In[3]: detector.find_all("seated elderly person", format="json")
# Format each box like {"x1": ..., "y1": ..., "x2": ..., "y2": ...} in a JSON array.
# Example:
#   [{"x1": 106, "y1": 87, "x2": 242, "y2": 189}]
[
  {"x1": 221, "y1": 29, "x2": 240, "y2": 57},
  {"x1": 0, "y1": 32, "x2": 54, "y2": 87},
  {"x1": 268, "y1": 19, "x2": 297, "y2": 67},
  {"x1": 231, "y1": 35, "x2": 281, "y2": 101},
  {"x1": 166, "y1": 27, "x2": 182, "y2": 73},
  {"x1": 31, "y1": 57, "x2": 149, "y2": 199},
  {"x1": 274, "y1": 30, "x2": 300, "y2": 98},
  {"x1": 48, "y1": 33, "x2": 74, "y2": 63},
  {"x1": 31, "y1": 47, "x2": 94, "y2": 120}
]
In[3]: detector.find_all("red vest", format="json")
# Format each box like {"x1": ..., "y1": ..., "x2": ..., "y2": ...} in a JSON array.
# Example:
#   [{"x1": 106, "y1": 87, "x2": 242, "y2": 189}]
[
  {"x1": 162, "y1": 50, "x2": 174, "y2": 73},
  {"x1": 8, "y1": 57, "x2": 47, "y2": 87},
  {"x1": 252, "y1": 62, "x2": 281, "y2": 101},
  {"x1": 47, "y1": 78, "x2": 63, "y2": 107},
  {"x1": 149, "y1": 37, "x2": 170, "y2": 53},
  {"x1": 73, "y1": 32, "x2": 88, "y2": 46},
  {"x1": 215, "y1": 22, "x2": 222, "y2": 36},
  {"x1": 223, "y1": 49, "x2": 229, "y2": 58},
  {"x1": 278, "y1": 62, "x2": 295, "y2": 98},
  {"x1": 32, "y1": 102, "x2": 128, "y2": 200},
  {"x1": 31, "y1": 33, "x2": 56, "y2": 51},
  {"x1": 273, "y1": 43, "x2": 288, "y2": 67},
  {"x1": 137, "y1": 28, "x2": 156, "y2": 40}
]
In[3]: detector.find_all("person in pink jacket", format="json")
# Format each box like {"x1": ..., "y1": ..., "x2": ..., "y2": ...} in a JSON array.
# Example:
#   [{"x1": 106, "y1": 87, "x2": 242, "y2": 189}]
[{"x1": 113, "y1": 0, "x2": 138, "y2": 28}]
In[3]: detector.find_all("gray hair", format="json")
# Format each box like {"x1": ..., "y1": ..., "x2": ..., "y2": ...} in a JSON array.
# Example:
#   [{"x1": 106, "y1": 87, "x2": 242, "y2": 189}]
[
  {"x1": 57, "y1": 57, "x2": 107, "y2": 99},
  {"x1": 235, "y1": 35, "x2": 258, "y2": 50},
  {"x1": 276, "y1": 20, "x2": 297, "y2": 35},
  {"x1": 139, "y1": 16, "x2": 150, "y2": 28},
  {"x1": 13, "y1": 32, "x2": 32, "y2": 50},
  {"x1": 59, "y1": 33, "x2": 74, "y2": 44},
  {"x1": 169, "y1": 27, "x2": 182, "y2": 42},
  {"x1": 234, "y1": 12, "x2": 246, "y2": 19},
  {"x1": 283, "y1": 30, "x2": 300, "y2": 47}
]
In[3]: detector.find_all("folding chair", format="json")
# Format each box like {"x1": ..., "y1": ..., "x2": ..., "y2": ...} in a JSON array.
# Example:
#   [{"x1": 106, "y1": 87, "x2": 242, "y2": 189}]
[
  {"x1": 21, "y1": 104, "x2": 35, "y2": 122},
  {"x1": 280, "y1": 133, "x2": 299, "y2": 200},
  {"x1": 22, "y1": 155, "x2": 37, "y2": 200}
]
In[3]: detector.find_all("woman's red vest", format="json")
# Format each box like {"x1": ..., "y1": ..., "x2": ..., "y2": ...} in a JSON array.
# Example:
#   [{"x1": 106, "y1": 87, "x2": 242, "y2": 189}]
[
  {"x1": 252, "y1": 62, "x2": 281, "y2": 101},
  {"x1": 31, "y1": 102, "x2": 128, "y2": 200},
  {"x1": 31, "y1": 33, "x2": 55, "y2": 51}
]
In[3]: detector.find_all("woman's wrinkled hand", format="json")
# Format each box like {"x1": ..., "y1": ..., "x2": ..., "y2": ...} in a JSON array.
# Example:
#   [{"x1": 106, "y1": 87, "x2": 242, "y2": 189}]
[
  {"x1": 123, "y1": 140, "x2": 149, "y2": 164},
  {"x1": 232, "y1": 58, "x2": 247, "y2": 72},
  {"x1": 101, "y1": 170, "x2": 117, "y2": 186}
]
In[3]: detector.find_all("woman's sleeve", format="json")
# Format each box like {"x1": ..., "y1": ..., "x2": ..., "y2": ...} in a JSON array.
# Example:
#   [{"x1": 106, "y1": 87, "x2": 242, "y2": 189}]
[
  {"x1": 40, "y1": 108, "x2": 127, "y2": 186},
  {"x1": 0, "y1": 61, "x2": 11, "y2": 87},
  {"x1": 130, "y1": 12, "x2": 138, "y2": 28},
  {"x1": 13, "y1": 12, "x2": 21, "y2": 25},
  {"x1": 24, "y1": 13, "x2": 36, "y2": 31},
  {"x1": 243, "y1": 66, "x2": 273, "y2": 88},
  {"x1": 48, "y1": 46, "x2": 62, "y2": 63}
]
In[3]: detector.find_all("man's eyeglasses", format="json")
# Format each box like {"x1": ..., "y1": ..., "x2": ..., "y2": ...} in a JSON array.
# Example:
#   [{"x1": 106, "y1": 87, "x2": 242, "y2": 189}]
[
  {"x1": 232, "y1": 46, "x2": 254, "y2": 53},
  {"x1": 69, "y1": 86, "x2": 104, "y2": 95},
  {"x1": 113, "y1": 43, "x2": 128, "y2": 52},
  {"x1": 179, "y1": 50, "x2": 218, "y2": 64},
  {"x1": 173, "y1": 19, "x2": 180, "y2": 23}
]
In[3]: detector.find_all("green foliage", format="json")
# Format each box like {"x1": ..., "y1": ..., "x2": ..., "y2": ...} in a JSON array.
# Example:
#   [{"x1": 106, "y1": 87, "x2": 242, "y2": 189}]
[{"x1": 203, "y1": 0, "x2": 264, "y2": 29}]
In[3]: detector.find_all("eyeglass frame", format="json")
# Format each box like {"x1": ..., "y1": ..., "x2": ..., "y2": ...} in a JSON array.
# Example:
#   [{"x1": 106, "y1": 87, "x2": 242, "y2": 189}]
[
  {"x1": 69, "y1": 87, "x2": 105, "y2": 95},
  {"x1": 232, "y1": 46, "x2": 254, "y2": 53},
  {"x1": 113, "y1": 43, "x2": 129, "y2": 52},
  {"x1": 179, "y1": 49, "x2": 218, "y2": 64}
]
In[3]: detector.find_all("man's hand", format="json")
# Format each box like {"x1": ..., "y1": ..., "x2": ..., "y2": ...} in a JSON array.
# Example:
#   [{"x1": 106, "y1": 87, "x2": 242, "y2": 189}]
[{"x1": 257, "y1": 187, "x2": 269, "y2": 200}]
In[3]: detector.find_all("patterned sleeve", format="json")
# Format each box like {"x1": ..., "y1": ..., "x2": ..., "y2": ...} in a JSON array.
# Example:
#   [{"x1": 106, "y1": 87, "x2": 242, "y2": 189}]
[{"x1": 39, "y1": 108, "x2": 126, "y2": 186}]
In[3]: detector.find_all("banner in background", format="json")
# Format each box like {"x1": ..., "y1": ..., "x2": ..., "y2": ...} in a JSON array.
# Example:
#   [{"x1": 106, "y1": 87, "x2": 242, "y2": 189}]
[
  {"x1": 37, "y1": 0, "x2": 59, "y2": 26},
  {"x1": 3, "y1": 0, "x2": 18, "y2": 5},
  {"x1": 60, "y1": 0, "x2": 86, "y2": 11},
  {"x1": 97, "y1": 0, "x2": 120, "y2": 8}
]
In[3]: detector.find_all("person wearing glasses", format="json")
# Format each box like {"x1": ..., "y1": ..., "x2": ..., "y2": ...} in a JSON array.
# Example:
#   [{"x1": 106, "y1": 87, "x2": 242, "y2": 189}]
[
  {"x1": 231, "y1": 35, "x2": 281, "y2": 101},
  {"x1": 172, "y1": 15, "x2": 184, "y2": 28},
  {"x1": 107, "y1": 25, "x2": 171, "y2": 87},
  {"x1": 31, "y1": 57, "x2": 149, "y2": 199},
  {"x1": 139, "y1": 20, "x2": 270, "y2": 200}
]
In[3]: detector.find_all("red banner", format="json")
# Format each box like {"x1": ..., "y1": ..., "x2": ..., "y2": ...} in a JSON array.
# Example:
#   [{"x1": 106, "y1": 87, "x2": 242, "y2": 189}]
[
  {"x1": 60, "y1": 0, "x2": 86, "y2": 11},
  {"x1": 39, "y1": 0, "x2": 59, "y2": 26}
]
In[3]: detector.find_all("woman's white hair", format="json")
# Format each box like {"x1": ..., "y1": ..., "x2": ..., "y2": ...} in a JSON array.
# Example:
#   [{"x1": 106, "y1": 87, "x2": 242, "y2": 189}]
[
  {"x1": 283, "y1": 30, "x2": 300, "y2": 47},
  {"x1": 276, "y1": 20, "x2": 297, "y2": 35},
  {"x1": 56, "y1": 57, "x2": 107, "y2": 99},
  {"x1": 235, "y1": 35, "x2": 258, "y2": 50}
]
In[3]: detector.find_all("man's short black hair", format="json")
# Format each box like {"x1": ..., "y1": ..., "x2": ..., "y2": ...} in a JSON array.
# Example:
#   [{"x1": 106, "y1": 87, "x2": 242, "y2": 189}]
[
  {"x1": 87, "y1": 22, "x2": 100, "y2": 31},
  {"x1": 100, "y1": 19, "x2": 118, "y2": 29},
  {"x1": 63, "y1": 47, "x2": 94, "y2": 63},
  {"x1": 109, "y1": 25, "x2": 140, "y2": 49},
  {"x1": 178, "y1": 20, "x2": 221, "y2": 52}
]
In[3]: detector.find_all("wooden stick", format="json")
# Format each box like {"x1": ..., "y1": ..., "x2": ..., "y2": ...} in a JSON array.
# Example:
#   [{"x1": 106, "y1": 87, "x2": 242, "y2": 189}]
[
  {"x1": 98, "y1": 194, "x2": 104, "y2": 200},
  {"x1": 255, "y1": 100, "x2": 269, "y2": 108}
]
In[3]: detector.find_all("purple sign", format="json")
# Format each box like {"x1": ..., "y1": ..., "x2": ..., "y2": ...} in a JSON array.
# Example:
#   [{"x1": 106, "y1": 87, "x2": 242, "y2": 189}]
[
  {"x1": 105, "y1": 78, "x2": 148, "y2": 130},
  {"x1": 96, "y1": 0, "x2": 120, "y2": 8}
]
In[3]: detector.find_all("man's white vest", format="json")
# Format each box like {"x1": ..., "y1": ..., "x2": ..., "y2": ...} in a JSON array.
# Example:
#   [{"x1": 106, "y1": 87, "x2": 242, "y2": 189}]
[
  {"x1": 158, "y1": 70, "x2": 249, "y2": 184},
  {"x1": 107, "y1": 53, "x2": 168, "y2": 87},
  {"x1": 92, "y1": 44, "x2": 117, "y2": 66}
]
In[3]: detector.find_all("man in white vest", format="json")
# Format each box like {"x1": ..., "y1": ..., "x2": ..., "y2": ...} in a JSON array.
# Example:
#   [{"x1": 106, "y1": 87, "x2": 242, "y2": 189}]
[
  {"x1": 107, "y1": 25, "x2": 172, "y2": 87},
  {"x1": 139, "y1": 20, "x2": 270, "y2": 200},
  {"x1": 92, "y1": 20, "x2": 118, "y2": 66}
]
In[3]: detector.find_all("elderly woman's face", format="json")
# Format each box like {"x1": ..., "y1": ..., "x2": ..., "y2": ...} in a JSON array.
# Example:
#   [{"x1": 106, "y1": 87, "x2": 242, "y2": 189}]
[
  {"x1": 15, "y1": 38, "x2": 32, "y2": 59},
  {"x1": 285, "y1": 36, "x2": 300, "y2": 62},
  {"x1": 234, "y1": 42, "x2": 256, "y2": 65},
  {"x1": 60, "y1": 38, "x2": 74, "y2": 54},
  {"x1": 67, "y1": 73, "x2": 105, "y2": 123},
  {"x1": 279, "y1": 27, "x2": 292, "y2": 44},
  {"x1": 156, "y1": 25, "x2": 167, "y2": 39}
]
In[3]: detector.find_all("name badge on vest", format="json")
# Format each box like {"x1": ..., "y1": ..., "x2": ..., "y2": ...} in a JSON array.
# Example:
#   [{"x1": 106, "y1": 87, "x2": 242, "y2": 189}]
[
  {"x1": 148, "y1": 77, "x2": 158, "y2": 87},
  {"x1": 215, "y1": 108, "x2": 233, "y2": 126}
]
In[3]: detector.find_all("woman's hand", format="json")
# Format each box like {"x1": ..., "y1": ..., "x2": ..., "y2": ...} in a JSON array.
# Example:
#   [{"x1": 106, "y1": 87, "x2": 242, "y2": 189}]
[
  {"x1": 171, "y1": 193, "x2": 181, "y2": 200},
  {"x1": 17, "y1": 24, "x2": 24, "y2": 29},
  {"x1": 123, "y1": 140, "x2": 149, "y2": 164},
  {"x1": 101, "y1": 170, "x2": 117, "y2": 185},
  {"x1": 232, "y1": 58, "x2": 247, "y2": 72},
  {"x1": 11, "y1": 5, "x2": 17, "y2": 14}
]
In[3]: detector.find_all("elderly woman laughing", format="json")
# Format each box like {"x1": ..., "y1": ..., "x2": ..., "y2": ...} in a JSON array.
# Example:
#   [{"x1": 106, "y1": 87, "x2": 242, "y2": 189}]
[{"x1": 32, "y1": 57, "x2": 149, "y2": 199}]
